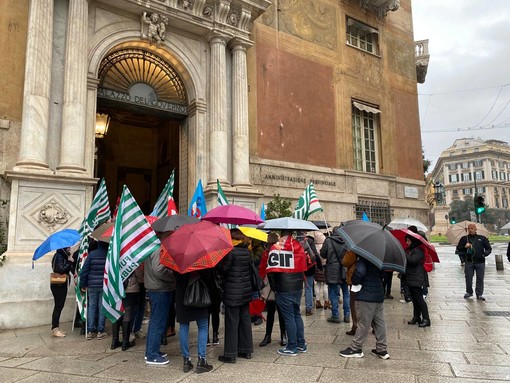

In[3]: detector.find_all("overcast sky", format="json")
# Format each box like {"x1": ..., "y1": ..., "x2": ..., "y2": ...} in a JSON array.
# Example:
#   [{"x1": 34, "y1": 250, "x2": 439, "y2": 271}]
[{"x1": 411, "y1": 0, "x2": 510, "y2": 171}]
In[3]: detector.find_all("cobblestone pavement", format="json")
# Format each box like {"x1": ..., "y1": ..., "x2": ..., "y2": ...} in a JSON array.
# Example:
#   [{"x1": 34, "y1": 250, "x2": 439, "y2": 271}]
[{"x1": 1, "y1": 244, "x2": 510, "y2": 382}]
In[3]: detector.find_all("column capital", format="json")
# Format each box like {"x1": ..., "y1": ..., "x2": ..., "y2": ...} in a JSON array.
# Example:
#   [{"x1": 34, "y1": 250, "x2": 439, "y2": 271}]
[
  {"x1": 228, "y1": 37, "x2": 253, "y2": 51},
  {"x1": 207, "y1": 30, "x2": 232, "y2": 45}
]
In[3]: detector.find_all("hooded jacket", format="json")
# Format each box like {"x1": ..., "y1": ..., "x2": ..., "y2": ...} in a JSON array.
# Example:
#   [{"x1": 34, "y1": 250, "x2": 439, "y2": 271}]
[
  {"x1": 319, "y1": 234, "x2": 347, "y2": 284},
  {"x1": 79, "y1": 241, "x2": 108, "y2": 289}
]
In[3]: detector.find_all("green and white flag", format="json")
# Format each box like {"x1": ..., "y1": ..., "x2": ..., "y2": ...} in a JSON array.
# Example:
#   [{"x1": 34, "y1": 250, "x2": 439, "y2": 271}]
[
  {"x1": 151, "y1": 170, "x2": 175, "y2": 218},
  {"x1": 75, "y1": 178, "x2": 110, "y2": 321},
  {"x1": 102, "y1": 185, "x2": 160, "y2": 323},
  {"x1": 78, "y1": 178, "x2": 110, "y2": 236},
  {"x1": 292, "y1": 182, "x2": 323, "y2": 220},
  {"x1": 217, "y1": 179, "x2": 229, "y2": 205}
]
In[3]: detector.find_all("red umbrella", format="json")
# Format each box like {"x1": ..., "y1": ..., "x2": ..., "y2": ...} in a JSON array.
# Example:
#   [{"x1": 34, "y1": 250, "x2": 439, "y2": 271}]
[
  {"x1": 390, "y1": 229, "x2": 440, "y2": 263},
  {"x1": 161, "y1": 220, "x2": 233, "y2": 273},
  {"x1": 202, "y1": 204, "x2": 264, "y2": 225}
]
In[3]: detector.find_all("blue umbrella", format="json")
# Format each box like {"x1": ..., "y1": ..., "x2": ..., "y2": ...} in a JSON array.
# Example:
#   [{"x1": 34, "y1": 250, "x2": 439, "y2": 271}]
[{"x1": 32, "y1": 229, "x2": 81, "y2": 264}]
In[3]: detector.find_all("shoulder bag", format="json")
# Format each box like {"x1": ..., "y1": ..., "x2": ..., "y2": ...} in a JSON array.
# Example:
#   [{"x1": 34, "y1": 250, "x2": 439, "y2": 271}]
[
  {"x1": 183, "y1": 273, "x2": 212, "y2": 308},
  {"x1": 50, "y1": 254, "x2": 67, "y2": 285}
]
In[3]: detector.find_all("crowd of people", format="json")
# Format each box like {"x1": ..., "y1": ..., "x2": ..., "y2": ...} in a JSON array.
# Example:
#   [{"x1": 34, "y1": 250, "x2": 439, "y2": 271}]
[{"x1": 49, "y1": 220, "x2": 494, "y2": 371}]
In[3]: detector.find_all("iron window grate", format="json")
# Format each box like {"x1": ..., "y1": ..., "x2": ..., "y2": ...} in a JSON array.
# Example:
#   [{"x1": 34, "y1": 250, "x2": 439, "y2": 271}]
[{"x1": 483, "y1": 311, "x2": 510, "y2": 317}]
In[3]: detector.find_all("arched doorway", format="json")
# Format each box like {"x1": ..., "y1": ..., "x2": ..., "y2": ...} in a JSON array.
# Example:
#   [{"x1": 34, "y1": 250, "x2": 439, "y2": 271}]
[{"x1": 95, "y1": 48, "x2": 188, "y2": 214}]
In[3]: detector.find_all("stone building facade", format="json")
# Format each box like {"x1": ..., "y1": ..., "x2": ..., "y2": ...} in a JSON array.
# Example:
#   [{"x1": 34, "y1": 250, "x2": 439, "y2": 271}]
[
  {"x1": 0, "y1": 0, "x2": 427, "y2": 328},
  {"x1": 430, "y1": 138, "x2": 510, "y2": 209}
]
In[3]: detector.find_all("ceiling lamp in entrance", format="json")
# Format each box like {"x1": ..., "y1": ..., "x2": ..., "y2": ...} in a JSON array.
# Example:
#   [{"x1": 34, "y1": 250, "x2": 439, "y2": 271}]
[{"x1": 95, "y1": 113, "x2": 110, "y2": 138}]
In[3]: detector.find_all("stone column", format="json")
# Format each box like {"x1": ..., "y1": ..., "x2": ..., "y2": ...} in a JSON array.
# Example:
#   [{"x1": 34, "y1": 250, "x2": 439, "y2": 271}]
[
  {"x1": 16, "y1": 0, "x2": 54, "y2": 169},
  {"x1": 208, "y1": 33, "x2": 229, "y2": 185},
  {"x1": 230, "y1": 39, "x2": 252, "y2": 187},
  {"x1": 57, "y1": 0, "x2": 88, "y2": 173}
]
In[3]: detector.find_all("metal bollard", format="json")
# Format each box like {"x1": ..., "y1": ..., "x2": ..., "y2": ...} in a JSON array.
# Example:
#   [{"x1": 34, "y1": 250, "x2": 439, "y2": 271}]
[{"x1": 495, "y1": 254, "x2": 504, "y2": 271}]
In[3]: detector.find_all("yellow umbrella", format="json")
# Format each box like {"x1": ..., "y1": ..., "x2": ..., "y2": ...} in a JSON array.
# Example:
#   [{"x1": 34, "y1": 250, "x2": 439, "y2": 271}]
[{"x1": 239, "y1": 226, "x2": 268, "y2": 242}]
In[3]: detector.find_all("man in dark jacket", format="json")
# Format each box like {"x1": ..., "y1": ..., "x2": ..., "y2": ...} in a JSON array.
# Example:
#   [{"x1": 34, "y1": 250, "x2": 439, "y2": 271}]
[
  {"x1": 339, "y1": 255, "x2": 388, "y2": 359},
  {"x1": 319, "y1": 228, "x2": 350, "y2": 323},
  {"x1": 80, "y1": 240, "x2": 108, "y2": 340},
  {"x1": 297, "y1": 233, "x2": 321, "y2": 316},
  {"x1": 456, "y1": 223, "x2": 492, "y2": 301}
]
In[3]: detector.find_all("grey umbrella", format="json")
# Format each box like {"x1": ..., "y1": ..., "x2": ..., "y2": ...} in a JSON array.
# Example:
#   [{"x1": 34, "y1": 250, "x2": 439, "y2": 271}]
[
  {"x1": 152, "y1": 215, "x2": 200, "y2": 232},
  {"x1": 258, "y1": 217, "x2": 319, "y2": 231},
  {"x1": 336, "y1": 220, "x2": 406, "y2": 273}
]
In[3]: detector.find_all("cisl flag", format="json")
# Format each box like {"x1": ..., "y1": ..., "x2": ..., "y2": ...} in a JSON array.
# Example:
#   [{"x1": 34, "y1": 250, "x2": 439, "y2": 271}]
[
  {"x1": 102, "y1": 185, "x2": 160, "y2": 322},
  {"x1": 266, "y1": 236, "x2": 308, "y2": 273}
]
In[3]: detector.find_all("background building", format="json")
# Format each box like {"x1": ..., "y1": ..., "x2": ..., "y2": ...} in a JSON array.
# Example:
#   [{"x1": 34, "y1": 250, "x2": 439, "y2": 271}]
[
  {"x1": 0, "y1": 0, "x2": 427, "y2": 328},
  {"x1": 430, "y1": 138, "x2": 510, "y2": 209}
]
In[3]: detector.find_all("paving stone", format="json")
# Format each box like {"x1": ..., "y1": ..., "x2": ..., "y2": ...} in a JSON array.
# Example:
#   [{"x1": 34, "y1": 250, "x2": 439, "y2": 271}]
[
  {"x1": 451, "y1": 363, "x2": 510, "y2": 380},
  {"x1": 0, "y1": 366, "x2": 38, "y2": 382},
  {"x1": 320, "y1": 368, "x2": 415, "y2": 383}
]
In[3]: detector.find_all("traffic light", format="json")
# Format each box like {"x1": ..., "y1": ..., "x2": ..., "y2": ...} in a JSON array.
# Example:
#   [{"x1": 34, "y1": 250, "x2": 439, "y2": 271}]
[
  {"x1": 474, "y1": 195, "x2": 486, "y2": 214},
  {"x1": 450, "y1": 216, "x2": 456, "y2": 224}
]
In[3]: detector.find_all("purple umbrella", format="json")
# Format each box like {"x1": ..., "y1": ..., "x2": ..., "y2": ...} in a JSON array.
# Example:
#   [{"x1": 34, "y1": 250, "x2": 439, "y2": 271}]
[{"x1": 202, "y1": 204, "x2": 264, "y2": 226}]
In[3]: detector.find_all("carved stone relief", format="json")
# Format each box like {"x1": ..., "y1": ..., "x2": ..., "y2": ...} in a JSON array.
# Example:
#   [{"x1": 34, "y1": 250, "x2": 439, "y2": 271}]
[
  {"x1": 360, "y1": 0, "x2": 400, "y2": 18},
  {"x1": 36, "y1": 201, "x2": 69, "y2": 230},
  {"x1": 203, "y1": 6, "x2": 213, "y2": 19},
  {"x1": 141, "y1": 12, "x2": 169, "y2": 47}
]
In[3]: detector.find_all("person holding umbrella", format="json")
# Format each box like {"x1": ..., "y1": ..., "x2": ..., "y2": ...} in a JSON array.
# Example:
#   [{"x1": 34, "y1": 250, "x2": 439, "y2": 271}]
[
  {"x1": 403, "y1": 235, "x2": 431, "y2": 328},
  {"x1": 50, "y1": 247, "x2": 75, "y2": 337},
  {"x1": 217, "y1": 229, "x2": 254, "y2": 363}
]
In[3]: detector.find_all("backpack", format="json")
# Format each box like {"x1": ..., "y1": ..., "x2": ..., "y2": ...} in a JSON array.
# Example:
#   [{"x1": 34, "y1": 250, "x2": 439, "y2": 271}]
[
  {"x1": 422, "y1": 247, "x2": 433, "y2": 272},
  {"x1": 299, "y1": 237, "x2": 317, "y2": 270}
]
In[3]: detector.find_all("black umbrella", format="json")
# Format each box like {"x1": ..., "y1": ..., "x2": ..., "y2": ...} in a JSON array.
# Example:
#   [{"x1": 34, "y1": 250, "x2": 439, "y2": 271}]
[
  {"x1": 152, "y1": 215, "x2": 200, "y2": 232},
  {"x1": 311, "y1": 220, "x2": 331, "y2": 229},
  {"x1": 336, "y1": 220, "x2": 406, "y2": 273}
]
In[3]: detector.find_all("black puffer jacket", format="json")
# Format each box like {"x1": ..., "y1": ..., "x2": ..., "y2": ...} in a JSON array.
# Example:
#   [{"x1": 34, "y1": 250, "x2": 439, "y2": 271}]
[
  {"x1": 218, "y1": 244, "x2": 252, "y2": 306},
  {"x1": 52, "y1": 248, "x2": 74, "y2": 275},
  {"x1": 319, "y1": 235, "x2": 347, "y2": 284},
  {"x1": 404, "y1": 245, "x2": 428, "y2": 288}
]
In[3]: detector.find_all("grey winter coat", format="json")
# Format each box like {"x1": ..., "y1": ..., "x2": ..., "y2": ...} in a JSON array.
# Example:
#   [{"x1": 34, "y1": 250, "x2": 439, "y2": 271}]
[
  {"x1": 319, "y1": 235, "x2": 347, "y2": 284},
  {"x1": 144, "y1": 248, "x2": 176, "y2": 291}
]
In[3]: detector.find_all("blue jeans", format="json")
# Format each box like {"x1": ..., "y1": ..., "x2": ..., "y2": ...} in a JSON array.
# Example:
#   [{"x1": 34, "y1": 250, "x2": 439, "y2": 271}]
[
  {"x1": 145, "y1": 290, "x2": 173, "y2": 360},
  {"x1": 276, "y1": 291, "x2": 306, "y2": 352},
  {"x1": 87, "y1": 288, "x2": 106, "y2": 333},
  {"x1": 304, "y1": 275, "x2": 314, "y2": 311},
  {"x1": 327, "y1": 283, "x2": 350, "y2": 318},
  {"x1": 179, "y1": 317, "x2": 209, "y2": 359}
]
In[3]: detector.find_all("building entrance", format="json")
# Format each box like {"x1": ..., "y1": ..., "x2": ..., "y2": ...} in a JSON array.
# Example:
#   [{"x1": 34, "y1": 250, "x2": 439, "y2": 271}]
[
  {"x1": 95, "y1": 104, "x2": 182, "y2": 215},
  {"x1": 95, "y1": 47, "x2": 189, "y2": 214}
]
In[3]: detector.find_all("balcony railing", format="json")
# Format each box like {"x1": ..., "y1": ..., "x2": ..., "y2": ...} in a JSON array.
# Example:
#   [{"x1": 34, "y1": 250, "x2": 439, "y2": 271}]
[{"x1": 415, "y1": 39, "x2": 429, "y2": 84}]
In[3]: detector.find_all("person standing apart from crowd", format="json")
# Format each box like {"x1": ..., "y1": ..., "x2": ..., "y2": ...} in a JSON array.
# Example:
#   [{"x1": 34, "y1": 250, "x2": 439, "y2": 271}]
[
  {"x1": 456, "y1": 223, "x2": 492, "y2": 301},
  {"x1": 339, "y1": 255, "x2": 389, "y2": 359},
  {"x1": 80, "y1": 240, "x2": 109, "y2": 340},
  {"x1": 217, "y1": 229, "x2": 253, "y2": 364},
  {"x1": 404, "y1": 235, "x2": 430, "y2": 328},
  {"x1": 50, "y1": 247, "x2": 75, "y2": 337}
]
